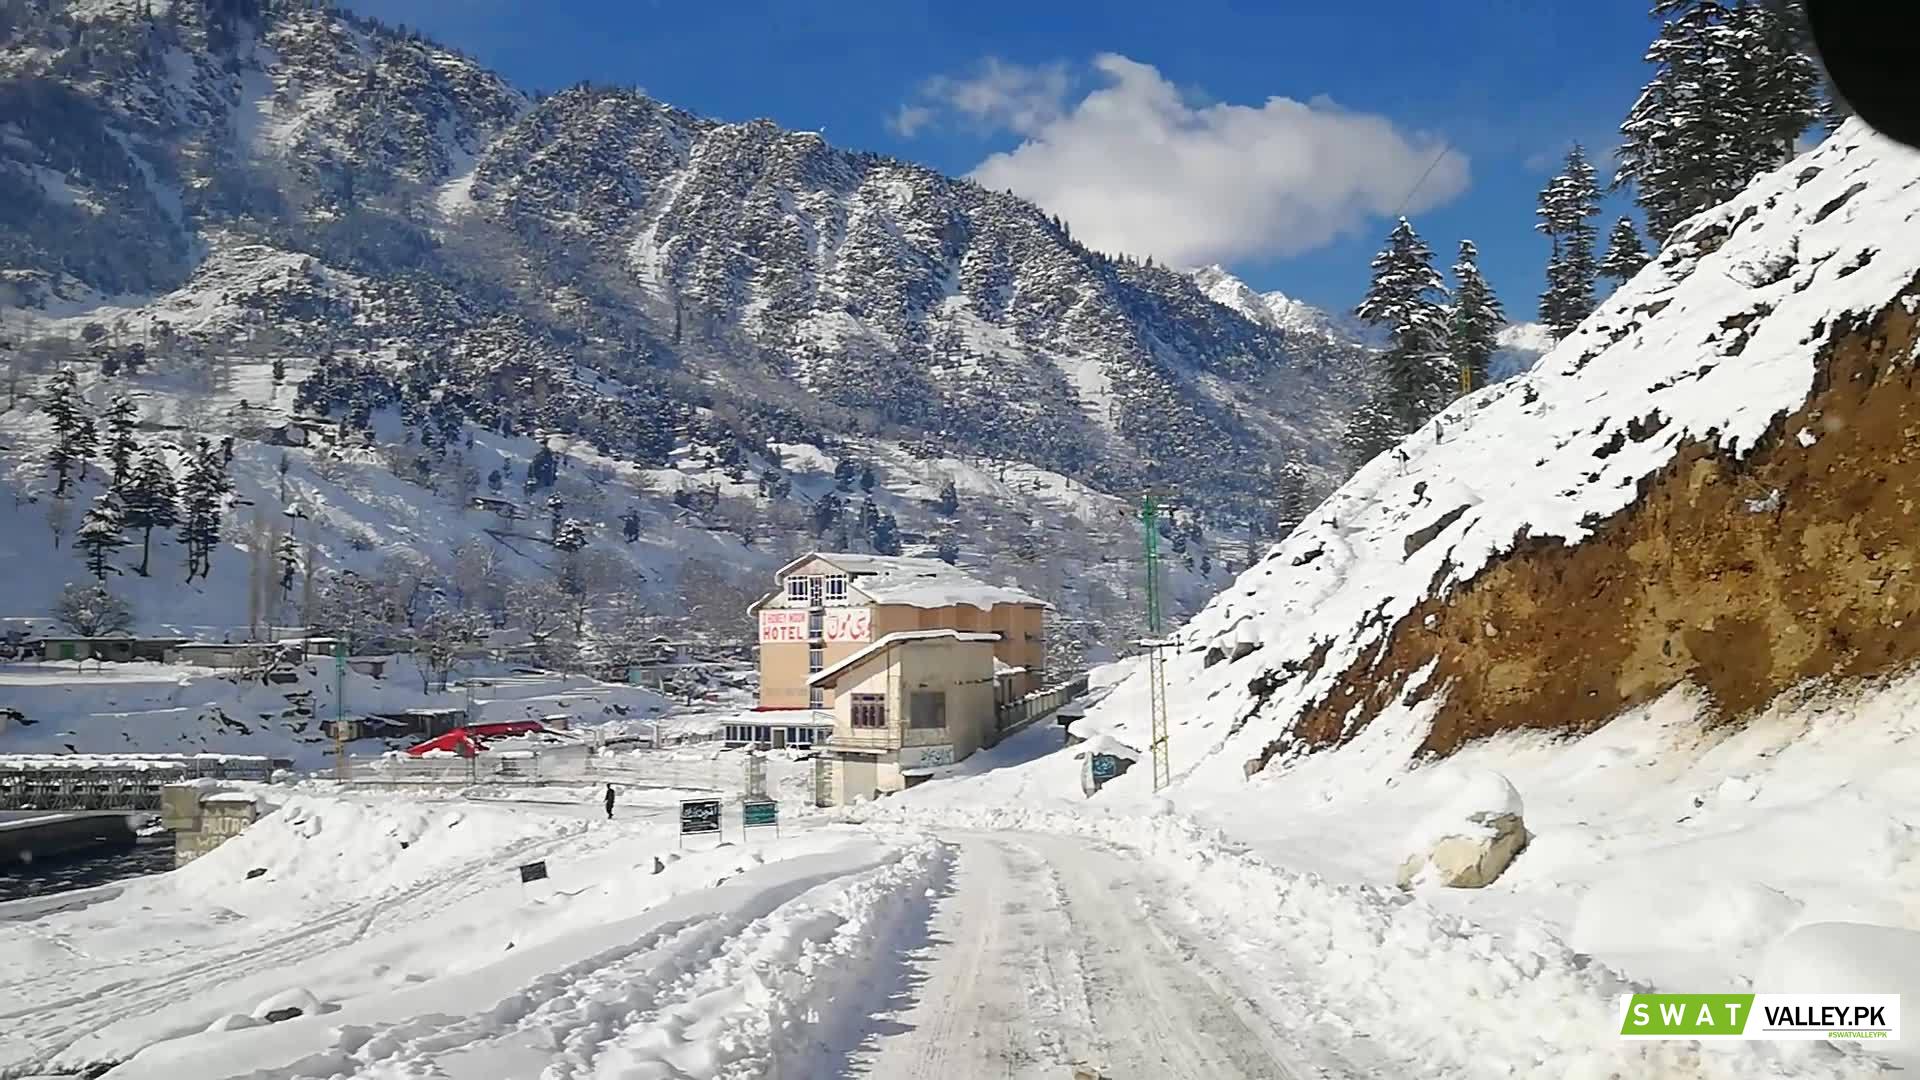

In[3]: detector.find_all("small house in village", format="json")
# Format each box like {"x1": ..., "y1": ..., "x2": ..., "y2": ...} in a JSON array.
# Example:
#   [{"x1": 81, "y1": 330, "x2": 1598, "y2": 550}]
[
  {"x1": 38, "y1": 635, "x2": 185, "y2": 663},
  {"x1": 746, "y1": 552, "x2": 1048, "y2": 803}
]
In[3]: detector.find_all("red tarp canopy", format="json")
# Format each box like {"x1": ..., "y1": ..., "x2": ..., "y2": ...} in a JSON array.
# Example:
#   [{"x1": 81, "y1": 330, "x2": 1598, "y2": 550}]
[{"x1": 404, "y1": 721, "x2": 550, "y2": 757}]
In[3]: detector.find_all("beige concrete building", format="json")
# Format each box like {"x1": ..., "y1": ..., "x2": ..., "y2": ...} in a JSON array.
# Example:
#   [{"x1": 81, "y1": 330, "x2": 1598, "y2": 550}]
[
  {"x1": 811, "y1": 629, "x2": 1001, "y2": 803},
  {"x1": 747, "y1": 553, "x2": 1048, "y2": 800},
  {"x1": 749, "y1": 553, "x2": 1047, "y2": 713}
]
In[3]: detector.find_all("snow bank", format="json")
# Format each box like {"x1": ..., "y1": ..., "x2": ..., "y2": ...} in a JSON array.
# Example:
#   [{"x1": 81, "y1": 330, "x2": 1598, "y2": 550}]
[{"x1": 1763, "y1": 923, "x2": 1920, "y2": 1065}]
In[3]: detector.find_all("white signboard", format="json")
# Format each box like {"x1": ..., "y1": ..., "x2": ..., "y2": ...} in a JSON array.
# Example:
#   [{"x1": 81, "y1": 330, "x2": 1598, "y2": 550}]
[
  {"x1": 822, "y1": 607, "x2": 873, "y2": 643},
  {"x1": 758, "y1": 609, "x2": 807, "y2": 644},
  {"x1": 900, "y1": 744, "x2": 955, "y2": 770}
]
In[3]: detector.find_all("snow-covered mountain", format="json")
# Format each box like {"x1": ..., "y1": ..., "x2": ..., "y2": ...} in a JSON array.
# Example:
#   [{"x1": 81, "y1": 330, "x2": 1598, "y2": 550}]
[
  {"x1": 1082, "y1": 118, "x2": 1920, "y2": 789},
  {"x1": 0, "y1": 0, "x2": 1353, "y2": 657},
  {"x1": 1189, "y1": 264, "x2": 1361, "y2": 344}
]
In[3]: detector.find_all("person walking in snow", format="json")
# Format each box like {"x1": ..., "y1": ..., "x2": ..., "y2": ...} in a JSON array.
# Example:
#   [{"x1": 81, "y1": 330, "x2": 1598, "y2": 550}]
[{"x1": 604, "y1": 783, "x2": 616, "y2": 820}]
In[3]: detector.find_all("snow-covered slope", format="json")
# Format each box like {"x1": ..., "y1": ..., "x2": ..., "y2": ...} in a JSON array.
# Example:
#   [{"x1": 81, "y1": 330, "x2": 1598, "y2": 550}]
[
  {"x1": 1081, "y1": 119, "x2": 1920, "y2": 789},
  {"x1": 1189, "y1": 264, "x2": 1355, "y2": 342}
]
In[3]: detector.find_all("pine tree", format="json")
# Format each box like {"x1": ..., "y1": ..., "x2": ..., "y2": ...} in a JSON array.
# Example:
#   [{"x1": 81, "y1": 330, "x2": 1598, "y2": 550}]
[
  {"x1": 121, "y1": 445, "x2": 178, "y2": 577},
  {"x1": 859, "y1": 463, "x2": 877, "y2": 492},
  {"x1": 1537, "y1": 145, "x2": 1602, "y2": 339},
  {"x1": 40, "y1": 369, "x2": 92, "y2": 496},
  {"x1": 621, "y1": 507, "x2": 642, "y2": 543},
  {"x1": 1598, "y1": 216, "x2": 1652, "y2": 285},
  {"x1": 103, "y1": 394, "x2": 138, "y2": 490},
  {"x1": 1355, "y1": 218, "x2": 1451, "y2": 439},
  {"x1": 934, "y1": 478, "x2": 959, "y2": 516},
  {"x1": 547, "y1": 494, "x2": 565, "y2": 538},
  {"x1": 554, "y1": 518, "x2": 589, "y2": 553},
  {"x1": 75, "y1": 494, "x2": 128, "y2": 581},
  {"x1": 1273, "y1": 456, "x2": 1311, "y2": 538},
  {"x1": 178, "y1": 439, "x2": 230, "y2": 582},
  {"x1": 1449, "y1": 241, "x2": 1505, "y2": 394},
  {"x1": 277, "y1": 533, "x2": 300, "y2": 598},
  {"x1": 1617, "y1": 1, "x2": 1819, "y2": 243},
  {"x1": 934, "y1": 530, "x2": 961, "y2": 565}
]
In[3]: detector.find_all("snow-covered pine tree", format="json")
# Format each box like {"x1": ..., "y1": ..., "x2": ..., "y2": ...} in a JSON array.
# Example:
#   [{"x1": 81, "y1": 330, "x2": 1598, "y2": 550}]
[
  {"x1": 621, "y1": 507, "x2": 642, "y2": 543},
  {"x1": 934, "y1": 530, "x2": 961, "y2": 564},
  {"x1": 1354, "y1": 218, "x2": 1451, "y2": 441},
  {"x1": 75, "y1": 494, "x2": 128, "y2": 580},
  {"x1": 1598, "y1": 216, "x2": 1652, "y2": 285},
  {"x1": 178, "y1": 439, "x2": 230, "y2": 582},
  {"x1": 1273, "y1": 456, "x2": 1311, "y2": 539},
  {"x1": 277, "y1": 532, "x2": 300, "y2": 598},
  {"x1": 934, "y1": 478, "x2": 959, "y2": 516},
  {"x1": 121, "y1": 445, "x2": 179, "y2": 577},
  {"x1": 1449, "y1": 241, "x2": 1505, "y2": 394},
  {"x1": 40, "y1": 369, "x2": 92, "y2": 496},
  {"x1": 103, "y1": 394, "x2": 138, "y2": 490},
  {"x1": 1617, "y1": 1, "x2": 1819, "y2": 244},
  {"x1": 1536, "y1": 145, "x2": 1602, "y2": 339}
]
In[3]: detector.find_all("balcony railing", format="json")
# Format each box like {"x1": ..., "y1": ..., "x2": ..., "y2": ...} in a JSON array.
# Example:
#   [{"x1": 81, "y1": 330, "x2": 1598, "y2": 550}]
[{"x1": 826, "y1": 726, "x2": 896, "y2": 751}]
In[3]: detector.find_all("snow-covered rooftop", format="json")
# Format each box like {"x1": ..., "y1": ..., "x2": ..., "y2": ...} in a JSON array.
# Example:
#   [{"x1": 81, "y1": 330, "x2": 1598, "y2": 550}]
[
  {"x1": 789, "y1": 553, "x2": 1045, "y2": 611},
  {"x1": 808, "y1": 629, "x2": 1002, "y2": 687}
]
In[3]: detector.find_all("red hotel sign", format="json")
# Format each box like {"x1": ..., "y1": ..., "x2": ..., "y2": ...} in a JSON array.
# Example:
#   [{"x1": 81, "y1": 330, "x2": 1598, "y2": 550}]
[
  {"x1": 759, "y1": 609, "x2": 807, "y2": 643},
  {"x1": 757, "y1": 607, "x2": 874, "y2": 644}
]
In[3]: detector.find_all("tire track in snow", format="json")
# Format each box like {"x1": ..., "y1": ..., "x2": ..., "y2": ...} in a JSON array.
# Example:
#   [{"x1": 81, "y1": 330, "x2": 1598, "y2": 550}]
[
  {"x1": 201, "y1": 839, "x2": 946, "y2": 1080},
  {"x1": 10, "y1": 821, "x2": 599, "y2": 1074}
]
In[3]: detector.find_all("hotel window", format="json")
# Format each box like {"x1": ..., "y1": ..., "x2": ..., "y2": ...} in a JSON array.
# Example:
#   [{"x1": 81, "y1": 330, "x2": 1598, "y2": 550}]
[
  {"x1": 808, "y1": 646, "x2": 824, "y2": 673},
  {"x1": 807, "y1": 575, "x2": 824, "y2": 606},
  {"x1": 824, "y1": 574, "x2": 848, "y2": 601},
  {"x1": 785, "y1": 576, "x2": 807, "y2": 602},
  {"x1": 851, "y1": 693, "x2": 887, "y2": 728},
  {"x1": 809, "y1": 686, "x2": 825, "y2": 709},
  {"x1": 808, "y1": 610, "x2": 824, "y2": 639}
]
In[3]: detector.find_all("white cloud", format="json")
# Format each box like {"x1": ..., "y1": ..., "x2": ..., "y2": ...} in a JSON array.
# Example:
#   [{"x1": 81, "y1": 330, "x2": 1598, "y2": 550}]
[
  {"x1": 887, "y1": 104, "x2": 935, "y2": 137},
  {"x1": 937, "y1": 54, "x2": 1470, "y2": 267},
  {"x1": 895, "y1": 57, "x2": 1072, "y2": 139}
]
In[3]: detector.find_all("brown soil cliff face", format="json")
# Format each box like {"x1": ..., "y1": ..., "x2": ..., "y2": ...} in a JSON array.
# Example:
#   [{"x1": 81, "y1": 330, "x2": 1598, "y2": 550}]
[{"x1": 1280, "y1": 281, "x2": 1920, "y2": 763}]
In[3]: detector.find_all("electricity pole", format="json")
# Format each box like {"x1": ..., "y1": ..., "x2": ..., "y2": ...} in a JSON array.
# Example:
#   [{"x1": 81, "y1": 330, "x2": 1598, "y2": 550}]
[{"x1": 1140, "y1": 493, "x2": 1172, "y2": 792}]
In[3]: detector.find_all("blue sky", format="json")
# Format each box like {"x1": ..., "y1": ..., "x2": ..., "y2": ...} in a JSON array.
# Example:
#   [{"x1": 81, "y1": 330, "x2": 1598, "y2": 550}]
[{"x1": 347, "y1": 0, "x2": 1659, "y2": 321}]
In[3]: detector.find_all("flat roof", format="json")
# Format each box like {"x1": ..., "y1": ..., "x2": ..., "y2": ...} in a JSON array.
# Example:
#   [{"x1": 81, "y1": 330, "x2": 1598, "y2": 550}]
[{"x1": 807, "y1": 629, "x2": 1001, "y2": 688}]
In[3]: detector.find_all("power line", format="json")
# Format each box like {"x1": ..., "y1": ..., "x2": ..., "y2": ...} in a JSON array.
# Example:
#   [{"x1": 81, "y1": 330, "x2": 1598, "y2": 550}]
[{"x1": 1395, "y1": 144, "x2": 1455, "y2": 219}]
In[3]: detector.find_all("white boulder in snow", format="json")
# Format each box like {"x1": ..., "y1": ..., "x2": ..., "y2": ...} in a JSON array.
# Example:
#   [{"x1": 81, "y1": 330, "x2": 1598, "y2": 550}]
[{"x1": 1397, "y1": 771, "x2": 1530, "y2": 889}]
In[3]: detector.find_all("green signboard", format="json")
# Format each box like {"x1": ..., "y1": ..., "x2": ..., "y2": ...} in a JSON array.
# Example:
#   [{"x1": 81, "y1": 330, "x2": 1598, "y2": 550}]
[{"x1": 743, "y1": 799, "x2": 779, "y2": 829}]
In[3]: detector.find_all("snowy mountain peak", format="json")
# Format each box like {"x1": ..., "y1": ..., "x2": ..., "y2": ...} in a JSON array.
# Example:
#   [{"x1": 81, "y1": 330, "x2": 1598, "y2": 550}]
[{"x1": 1189, "y1": 264, "x2": 1349, "y2": 342}]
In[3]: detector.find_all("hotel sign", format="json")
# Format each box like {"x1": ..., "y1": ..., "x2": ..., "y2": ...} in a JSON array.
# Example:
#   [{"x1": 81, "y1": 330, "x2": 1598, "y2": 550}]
[
  {"x1": 822, "y1": 608, "x2": 872, "y2": 643},
  {"x1": 758, "y1": 606, "x2": 873, "y2": 644},
  {"x1": 758, "y1": 609, "x2": 807, "y2": 643}
]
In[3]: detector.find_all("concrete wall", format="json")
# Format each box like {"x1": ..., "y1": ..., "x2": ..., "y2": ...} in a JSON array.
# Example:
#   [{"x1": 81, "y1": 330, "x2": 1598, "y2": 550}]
[{"x1": 167, "y1": 787, "x2": 260, "y2": 868}]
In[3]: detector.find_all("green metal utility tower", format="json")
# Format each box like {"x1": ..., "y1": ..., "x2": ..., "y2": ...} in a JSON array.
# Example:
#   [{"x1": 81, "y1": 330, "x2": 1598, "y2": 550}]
[{"x1": 1140, "y1": 493, "x2": 1171, "y2": 792}]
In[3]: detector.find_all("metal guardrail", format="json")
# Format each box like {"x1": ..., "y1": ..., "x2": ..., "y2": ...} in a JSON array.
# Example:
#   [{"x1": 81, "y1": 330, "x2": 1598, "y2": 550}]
[
  {"x1": 0, "y1": 757, "x2": 284, "y2": 811},
  {"x1": 994, "y1": 674, "x2": 1091, "y2": 738}
]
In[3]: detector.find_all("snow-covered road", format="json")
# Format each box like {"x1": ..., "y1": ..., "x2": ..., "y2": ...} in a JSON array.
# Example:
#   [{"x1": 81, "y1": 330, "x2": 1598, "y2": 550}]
[
  {"x1": 847, "y1": 832, "x2": 1310, "y2": 1079},
  {"x1": 7, "y1": 813, "x2": 1327, "y2": 1079}
]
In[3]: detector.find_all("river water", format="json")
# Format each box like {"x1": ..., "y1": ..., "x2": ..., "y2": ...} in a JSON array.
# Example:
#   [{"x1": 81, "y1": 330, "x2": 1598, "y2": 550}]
[{"x1": 0, "y1": 837, "x2": 175, "y2": 903}]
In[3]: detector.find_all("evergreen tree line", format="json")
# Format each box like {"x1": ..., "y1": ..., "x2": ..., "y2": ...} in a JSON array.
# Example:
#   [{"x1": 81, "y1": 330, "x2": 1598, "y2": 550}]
[
  {"x1": 1343, "y1": 220, "x2": 1507, "y2": 467},
  {"x1": 39, "y1": 369, "x2": 233, "y2": 585}
]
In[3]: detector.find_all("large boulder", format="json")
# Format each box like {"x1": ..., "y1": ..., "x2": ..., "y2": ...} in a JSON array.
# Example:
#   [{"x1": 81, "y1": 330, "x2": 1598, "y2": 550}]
[{"x1": 1397, "y1": 771, "x2": 1530, "y2": 889}]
